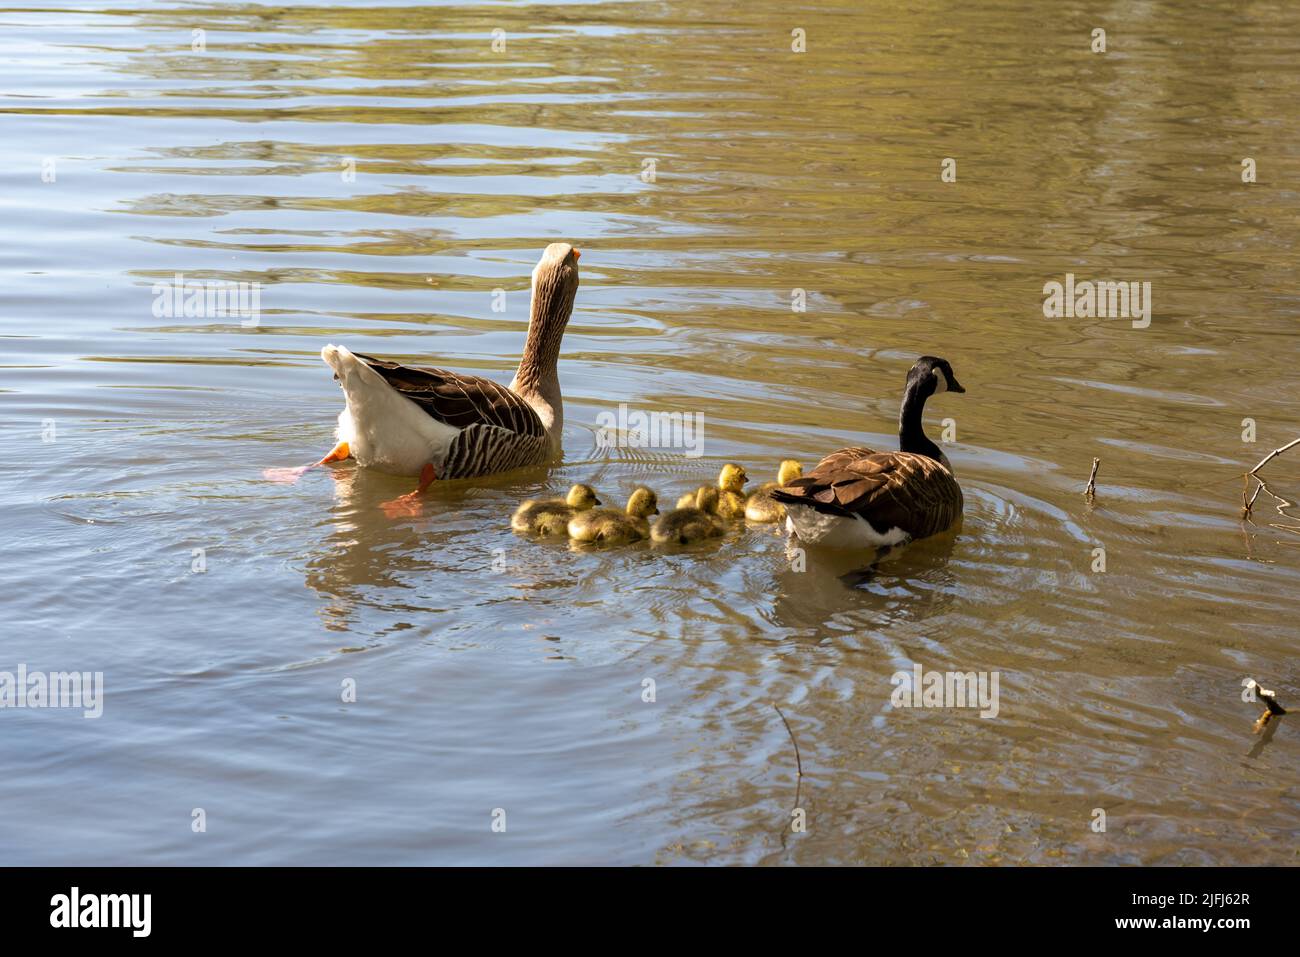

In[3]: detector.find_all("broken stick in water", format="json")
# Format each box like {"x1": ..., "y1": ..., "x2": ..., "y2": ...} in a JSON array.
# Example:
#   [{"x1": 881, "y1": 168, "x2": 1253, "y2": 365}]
[
  {"x1": 773, "y1": 703, "x2": 803, "y2": 780},
  {"x1": 773, "y1": 703, "x2": 803, "y2": 833},
  {"x1": 1241, "y1": 436, "x2": 1300, "y2": 518},
  {"x1": 1085, "y1": 457, "x2": 1100, "y2": 500},
  {"x1": 769, "y1": 702, "x2": 800, "y2": 842}
]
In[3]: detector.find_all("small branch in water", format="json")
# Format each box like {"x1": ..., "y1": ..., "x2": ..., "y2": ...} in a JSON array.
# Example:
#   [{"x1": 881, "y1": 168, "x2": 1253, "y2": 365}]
[
  {"x1": 1245, "y1": 679, "x2": 1288, "y2": 735},
  {"x1": 1084, "y1": 458, "x2": 1100, "y2": 500},
  {"x1": 773, "y1": 703, "x2": 803, "y2": 779},
  {"x1": 772, "y1": 703, "x2": 804, "y2": 844},
  {"x1": 1240, "y1": 478, "x2": 1300, "y2": 537},
  {"x1": 1249, "y1": 437, "x2": 1300, "y2": 478},
  {"x1": 1241, "y1": 436, "x2": 1300, "y2": 518}
]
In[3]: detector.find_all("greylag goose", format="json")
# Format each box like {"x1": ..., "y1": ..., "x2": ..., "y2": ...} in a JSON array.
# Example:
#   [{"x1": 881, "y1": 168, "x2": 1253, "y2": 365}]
[
  {"x1": 772, "y1": 356, "x2": 965, "y2": 548},
  {"x1": 315, "y1": 243, "x2": 580, "y2": 505}
]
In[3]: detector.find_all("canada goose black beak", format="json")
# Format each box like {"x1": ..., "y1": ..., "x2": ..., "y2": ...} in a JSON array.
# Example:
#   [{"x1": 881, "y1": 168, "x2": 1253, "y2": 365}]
[{"x1": 949, "y1": 378, "x2": 966, "y2": 393}]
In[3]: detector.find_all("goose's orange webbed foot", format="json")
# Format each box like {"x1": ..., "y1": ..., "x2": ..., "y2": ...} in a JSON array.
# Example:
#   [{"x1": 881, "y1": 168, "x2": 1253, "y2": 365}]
[{"x1": 381, "y1": 463, "x2": 437, "y2": 518}]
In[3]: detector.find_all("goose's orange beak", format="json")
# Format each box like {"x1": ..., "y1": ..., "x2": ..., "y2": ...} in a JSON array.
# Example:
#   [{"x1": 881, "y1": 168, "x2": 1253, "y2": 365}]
[{"x1": 572, "y1": 248, "x2": 581, "y2": 261}]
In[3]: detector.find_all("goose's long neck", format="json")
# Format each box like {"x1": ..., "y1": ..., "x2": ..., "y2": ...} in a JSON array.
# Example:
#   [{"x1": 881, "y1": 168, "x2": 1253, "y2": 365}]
[
  {"x1": 898, "y1": 380, "x2": 946, "y2": 465},
  {"x1": 511, "y1": 269, "x2": 575, "y2": 422}
]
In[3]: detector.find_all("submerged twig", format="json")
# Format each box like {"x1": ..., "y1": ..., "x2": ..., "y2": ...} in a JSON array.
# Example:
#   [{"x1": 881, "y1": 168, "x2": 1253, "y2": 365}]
[
  {"x1": 1084, "y1": 457, "x2": 1100, "y2": 500},
  {"x1": 1240, "y1": 477, "x2": 1300, "y2": 537},
  {"x1": 773, "y1": 703, "x2": 803, "y2": 842},
  {"x1": 1241, "y1": 436, "x2": 1300, "y2": 518},
  {"x1": 773, "y1": 703, "x2": 803, "y2": 780}
]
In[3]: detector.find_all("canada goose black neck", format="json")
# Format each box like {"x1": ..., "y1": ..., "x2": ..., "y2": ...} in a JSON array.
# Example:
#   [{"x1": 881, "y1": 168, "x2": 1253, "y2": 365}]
[
  {"x1": 897, "y1": 356, "x2": 963, "y2": 465},
  {"x1": 898, "y1": 379, "x2": 942, "y2": 461}
]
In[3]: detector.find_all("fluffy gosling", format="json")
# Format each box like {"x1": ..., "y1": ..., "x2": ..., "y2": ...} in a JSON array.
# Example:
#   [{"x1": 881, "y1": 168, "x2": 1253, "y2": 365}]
[
  {"x1": 744, "y1": 459, "x2": 803, "y2": 523},
  {"x1": 651, "y1": 486, "x2": 726, "y2": 545},
  {"x1": 675, "y1": 464, "x2": 748, "y2": 514},
  {"x1": 716, "y1": 463, "x2": 749, "y2": 519},
  {"x1": 568, "y1": 487, "x2": 660, "y2": 545},
  {"x1": 511, "y1": 483, "x2": 601, "y2": 536}
]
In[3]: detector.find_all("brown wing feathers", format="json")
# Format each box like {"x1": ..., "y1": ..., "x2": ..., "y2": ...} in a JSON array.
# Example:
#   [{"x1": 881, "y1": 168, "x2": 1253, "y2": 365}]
[
  {"x1": 353, "y1": 353, "x2": 544, "y2": 438},
  {"x1": 771, "y1": 449, "x2": 962, "y2": 540}
]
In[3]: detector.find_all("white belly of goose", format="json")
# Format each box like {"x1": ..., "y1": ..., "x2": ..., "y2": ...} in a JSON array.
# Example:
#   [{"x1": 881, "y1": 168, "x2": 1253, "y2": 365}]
[
  {"x1": 783, "y1": 506, "x2": 909, "y2": 549},
  {"x1": 324, "y1": 344, "x2": 458, "y2": 476}
]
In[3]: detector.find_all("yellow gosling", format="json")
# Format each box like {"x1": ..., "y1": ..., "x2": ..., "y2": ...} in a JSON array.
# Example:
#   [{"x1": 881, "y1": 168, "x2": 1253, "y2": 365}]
[
  {"x1": 745, "y1": 459, "x2": 803, "y2": 523},
  {"x1": 651, "y1": 486, "x2": 726, "y2": 545},
  {"x1": 568, "y1": 487, "x2": 659, "y2": 545},
  {"x1": 511, "y1": 483, "x2": 601, "y2": 536},
  {"x1": 716, "y1": 462, "x2": 749, "y2": 519}
]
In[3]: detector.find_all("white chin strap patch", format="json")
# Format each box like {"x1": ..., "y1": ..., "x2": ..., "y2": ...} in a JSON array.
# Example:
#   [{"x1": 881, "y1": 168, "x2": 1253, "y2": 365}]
[{"x1": 931, "y1": 368, "x2": 948, "y2": 393}]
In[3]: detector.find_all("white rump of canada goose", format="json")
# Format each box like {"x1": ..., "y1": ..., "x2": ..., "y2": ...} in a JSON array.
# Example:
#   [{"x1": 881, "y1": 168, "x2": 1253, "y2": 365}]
[
  {"x1": 771, "y1": 356, "x2": 965, "y2": 549},
  {"x1": 313, "y1": 243, "x2": 580, "y2": 500}
]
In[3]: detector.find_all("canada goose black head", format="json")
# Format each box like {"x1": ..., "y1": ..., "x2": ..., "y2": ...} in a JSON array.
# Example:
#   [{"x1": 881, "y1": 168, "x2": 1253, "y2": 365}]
[
  {"x1": 909, "y1": 355, "x2": 964, "y2": 397},
  {"x1": 899, "y1": 356, "x2": 964, "y2": 465}
]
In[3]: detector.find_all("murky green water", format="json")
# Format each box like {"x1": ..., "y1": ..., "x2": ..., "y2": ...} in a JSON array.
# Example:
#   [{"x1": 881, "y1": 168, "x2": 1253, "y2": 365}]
[{"x1": 2, "y1": 0, "x2": 1297, "y2": 864}]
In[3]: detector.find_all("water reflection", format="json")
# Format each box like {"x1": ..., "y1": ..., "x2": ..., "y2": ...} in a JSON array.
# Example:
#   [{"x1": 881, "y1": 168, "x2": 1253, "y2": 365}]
[{"x1": 2, "y1": 0, "x2": 1299, "y2": 864}]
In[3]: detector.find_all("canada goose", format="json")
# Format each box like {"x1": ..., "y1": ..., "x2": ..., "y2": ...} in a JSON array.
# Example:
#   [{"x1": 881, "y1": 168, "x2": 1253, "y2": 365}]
[
  {"x1": 313, "y1": 243, "x2": 581, "y2": 506},
  {"x1": 512, "y1": 484, "x2": 600, "y2": 536},
  {"x1": 651, "y1": 486, "x2": 726, "y2": 545},
  {"x1": 772, "y1": 356, "x2": 965, "y2": 548},
  {"x1": 744, "y1": 459, "x2": 803, "y2": 523},
  {"x1": 568, "y1": 487, "x2": 659, "y2": 544}
]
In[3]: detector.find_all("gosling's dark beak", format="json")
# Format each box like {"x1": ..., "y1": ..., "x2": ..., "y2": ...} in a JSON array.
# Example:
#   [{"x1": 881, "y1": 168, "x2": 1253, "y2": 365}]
[
  {"x1": 594, "y1": 497, "x2": 602, "y2": 506},
  {"x1": 653, "y1": 508, "x2": 660, "y2": 514}
]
